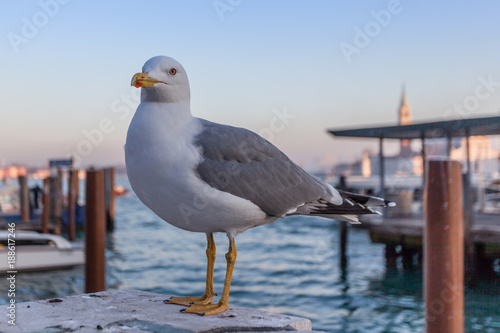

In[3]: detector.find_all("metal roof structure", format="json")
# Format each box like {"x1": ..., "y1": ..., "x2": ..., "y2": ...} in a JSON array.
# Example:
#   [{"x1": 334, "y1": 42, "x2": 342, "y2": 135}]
[
  {"x1": 326, "y1": 115, "x2": 500, "y2": 230},
  {"x1": 328, "y1": 115, "x2": 500, "y2": 139},
  {"x1": 327, "y1": 115, "x2": 500, "y2": 272}
]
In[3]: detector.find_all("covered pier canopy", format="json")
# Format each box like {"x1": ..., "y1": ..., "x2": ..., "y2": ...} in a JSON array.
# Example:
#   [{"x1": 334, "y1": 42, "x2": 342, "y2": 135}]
[
  {"x1": 327, "y1": 115, "x2": 500, "y2": 140},
  {"x1": 328, "y1": 115, "x2": 500, "y2": 277},
  {"x1": 327, "y1": 115, "x2": 500, "y2": 198}
]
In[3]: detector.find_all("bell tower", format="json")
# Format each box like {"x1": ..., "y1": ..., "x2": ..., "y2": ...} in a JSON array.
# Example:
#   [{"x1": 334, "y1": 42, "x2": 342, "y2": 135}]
[{"x1": 399, "y1": 85, "x2": 412, "y2": 157}]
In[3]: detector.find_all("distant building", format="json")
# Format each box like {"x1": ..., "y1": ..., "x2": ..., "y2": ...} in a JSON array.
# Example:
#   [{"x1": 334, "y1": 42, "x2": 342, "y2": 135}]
[
  {"x1": 333, "y1": 86, "x2": 422, "y2": 177},
  {"x1": 398, "y1": 86, "x2": 413, "y2": 158},
  {"x1": 333, "y1": 87, "x2": 500, "y2": 178},
  {"x1": 451, "y1": 136, "x2": 500, "y2": 174},
  {"x1": 0, "y1": 165, "x2": 27, "y2": 179}
]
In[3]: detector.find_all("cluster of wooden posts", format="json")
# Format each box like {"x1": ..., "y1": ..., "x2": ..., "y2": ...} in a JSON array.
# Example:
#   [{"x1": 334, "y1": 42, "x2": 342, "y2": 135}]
[
  {"x1": 18, "y1": 168, "x2": 115, "y2": 236},
  {"x1": 18, "y1": 167, "x2": 115, "y2": 293}
]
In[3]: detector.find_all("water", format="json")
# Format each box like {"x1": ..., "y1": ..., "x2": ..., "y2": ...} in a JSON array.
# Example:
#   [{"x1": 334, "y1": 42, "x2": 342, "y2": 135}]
[{"x1": 2, "y1": 177, "x2": 500, "y2": 332}]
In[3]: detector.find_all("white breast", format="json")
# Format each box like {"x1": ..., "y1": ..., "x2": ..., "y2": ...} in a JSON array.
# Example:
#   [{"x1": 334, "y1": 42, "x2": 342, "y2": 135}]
[{"x1": 125, "y1": 102, "x2": 274, "y2": 238}]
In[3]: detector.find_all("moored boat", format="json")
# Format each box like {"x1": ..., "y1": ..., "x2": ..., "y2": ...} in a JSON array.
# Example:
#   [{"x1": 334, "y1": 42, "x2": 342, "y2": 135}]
[{"x1": 0, "y1": 230, "x2": 84, "y2": 272}]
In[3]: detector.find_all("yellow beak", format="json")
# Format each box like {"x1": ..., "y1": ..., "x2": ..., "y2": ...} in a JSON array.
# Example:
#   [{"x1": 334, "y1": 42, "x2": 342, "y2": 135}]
[{"x1": 131, "y1": 72, "x2": 163, "y2": 88}]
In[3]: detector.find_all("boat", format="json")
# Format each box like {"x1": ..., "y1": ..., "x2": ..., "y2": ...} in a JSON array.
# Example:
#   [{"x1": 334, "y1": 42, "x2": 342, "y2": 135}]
[
  {"x1": 0, "y1": 231, "x2": 84, "y2": 272},
  {"x1": 113, "y1": 184, "x2": 129, "y2": 197}
]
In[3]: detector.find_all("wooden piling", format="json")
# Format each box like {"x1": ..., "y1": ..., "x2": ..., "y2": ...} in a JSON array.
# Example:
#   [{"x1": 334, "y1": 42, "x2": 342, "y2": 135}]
[
  {"x1": 378, "y1": 138, "x2": 386, "y2": 199},
  {"x1": 338, "y1": 176, "x2": 348, "y2": 268},
  {"x1": 385, "y1": 244, "x2": 398, "y2": 269},
  {"x1": 424, "y1": 159, "x2": 463, "y2": 333},
  {"x1": 57, "y1": 168, "x2": 64, "y2": 194},
  {"x1": 85, "y1": 169, "x2": 106, "y2": 293},
  {"x1": 339, "y1": 221, "x2": 348, "y2": 268},
  {"x1": 49, "y1": 175, "x2": 62, "y2": 234},
  {"x1": 18, "y1": 175, "x2": 30, "y2": 222},
  {"x1": 42, "y1": 178, "x2": 50, "y2": 234},
  {"x1": 401, "y1": 246, "x2": 414, "y2": 271},
  {"x1": 74, "y1": 170, "x2": 80, "y2": 235},
  {"x1": 463, "y1": 131, "x2": 477, "y2": 286},
  {"x1": 67, "y1": 169, "x2": 77, "y2": 241},
  {"x1": 105, "y1": 167, "x2": 115, "y2": 232}
]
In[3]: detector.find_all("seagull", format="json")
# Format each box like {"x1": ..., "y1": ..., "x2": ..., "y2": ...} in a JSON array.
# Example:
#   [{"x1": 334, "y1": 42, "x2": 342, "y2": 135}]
[{"x1": 125, "y1": 56, "x2": 394, "y2": 316}]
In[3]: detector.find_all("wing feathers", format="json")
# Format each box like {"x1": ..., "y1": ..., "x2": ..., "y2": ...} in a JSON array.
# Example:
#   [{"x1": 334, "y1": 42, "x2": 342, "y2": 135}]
[
  {"x1": 194, "y1": 119, "x2": 395, "y2": 222},
  {"x1": 298, "y1": 190, "x2": 393, "y2": 223},
  {"x1": 195, "y1": 119, "x2": 335, "y2": 217}
]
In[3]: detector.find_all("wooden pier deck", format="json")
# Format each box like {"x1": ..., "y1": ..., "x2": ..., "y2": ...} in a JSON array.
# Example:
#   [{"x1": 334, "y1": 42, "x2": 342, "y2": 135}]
[{"x1": 362, "y1": 213, "x2": 500, "y2": 269}]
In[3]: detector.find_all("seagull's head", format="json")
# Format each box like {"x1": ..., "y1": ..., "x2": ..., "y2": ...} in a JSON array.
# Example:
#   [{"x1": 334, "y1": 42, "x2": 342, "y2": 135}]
[{"x1": 131, "y1": 56, "x2": 190, "y2": 104}]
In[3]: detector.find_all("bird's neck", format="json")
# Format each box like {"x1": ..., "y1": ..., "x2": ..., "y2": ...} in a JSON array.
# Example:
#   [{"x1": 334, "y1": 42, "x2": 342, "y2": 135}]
[{"x1": 140, "y1": 101, "x2": 193, "y2": 129}]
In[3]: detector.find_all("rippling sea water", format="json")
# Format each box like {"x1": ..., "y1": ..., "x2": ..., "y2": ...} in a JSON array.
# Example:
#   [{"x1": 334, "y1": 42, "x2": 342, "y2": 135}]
[{"x1": 2, "y1": 177, "x2": 500, "y2": 332}]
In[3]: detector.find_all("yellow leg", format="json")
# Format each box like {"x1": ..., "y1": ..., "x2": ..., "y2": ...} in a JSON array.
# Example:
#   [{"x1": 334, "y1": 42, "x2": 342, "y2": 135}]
[
  {"x1": 182, "y1": 237, "x2": 237, "y2": 316},
  {"x1": 165, "y1": 233, "x2": 217, "y2": 306}
]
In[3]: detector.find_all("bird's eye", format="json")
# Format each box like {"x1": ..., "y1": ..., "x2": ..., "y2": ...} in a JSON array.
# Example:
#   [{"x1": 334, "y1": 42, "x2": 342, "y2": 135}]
[{"x1": 169, "y1": 68, "x2": 177, "y2": 75}]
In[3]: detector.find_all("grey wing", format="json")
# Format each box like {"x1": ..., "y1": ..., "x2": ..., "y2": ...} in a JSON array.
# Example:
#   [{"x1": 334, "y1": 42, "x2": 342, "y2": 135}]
[
  {"x1": 194, "y1": 119, "x2": 338, "y2": 217},
  {"x1": 304, "y1": 190, "x2": 395, "y2": 221}
]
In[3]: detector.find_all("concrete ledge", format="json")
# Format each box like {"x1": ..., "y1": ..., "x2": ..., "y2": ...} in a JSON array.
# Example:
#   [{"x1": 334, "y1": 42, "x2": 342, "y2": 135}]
[{"x1": 1, "y1": 289, "x2": 326, "y2": 332}]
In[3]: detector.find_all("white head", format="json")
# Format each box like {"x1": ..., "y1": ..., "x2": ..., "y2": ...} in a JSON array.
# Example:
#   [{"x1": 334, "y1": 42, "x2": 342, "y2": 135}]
[{"x1": 131, "y1": 56, "x2": 190, "y2": 104}]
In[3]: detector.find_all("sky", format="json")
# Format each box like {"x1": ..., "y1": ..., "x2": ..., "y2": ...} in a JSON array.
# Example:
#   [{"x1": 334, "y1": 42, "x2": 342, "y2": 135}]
[{"x1": 1, "y1": 0, "x2": 500, "y2": 171}]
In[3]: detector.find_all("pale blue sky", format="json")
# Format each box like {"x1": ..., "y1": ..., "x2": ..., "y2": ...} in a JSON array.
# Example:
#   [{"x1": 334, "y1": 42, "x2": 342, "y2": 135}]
[{"x1": 1, "y1": 1, "x2": 500, "y2": 170}]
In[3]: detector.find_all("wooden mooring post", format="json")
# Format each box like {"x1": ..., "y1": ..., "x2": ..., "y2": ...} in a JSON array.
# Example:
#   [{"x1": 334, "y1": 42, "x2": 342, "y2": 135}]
[
  {"x1": 67, "y1": 169, "x2": 78, "y2": 241},
  {"x1": 105, "y1": 167, "x2": 115, "y2": 232},
  {"x1": 85, "y1": 169, "x2": 106, "y2": 293},
  {"x1": 74, "y1": 170, "x2": 81, "y2": 236},
  {"x1": 339, "y1": 221, "x2": 348, "y2": 268},
  {"x1": 424, "y1": 159, "x2": 463, "y2": 333},
  {"x1": 338, "y1": 176, "x2": 348, "y2": 268},
  {"x1": 18, "y1": 175, "x2": 30, "y2": 222},
  {"x1": 49, "y1": 175, "x2": 62, "y2": 234},
  {"x1": 42, "y1": 178, "x2": 50, "y2": 234}
]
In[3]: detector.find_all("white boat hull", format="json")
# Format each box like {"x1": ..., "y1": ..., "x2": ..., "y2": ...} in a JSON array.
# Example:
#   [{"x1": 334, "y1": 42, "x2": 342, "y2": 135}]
[
  {"x1": 0, "y1": 231, "x2": 85, "y2": 272},
  {"x1": 0, "y1": 246, "x2": 84, "y2": 272}
]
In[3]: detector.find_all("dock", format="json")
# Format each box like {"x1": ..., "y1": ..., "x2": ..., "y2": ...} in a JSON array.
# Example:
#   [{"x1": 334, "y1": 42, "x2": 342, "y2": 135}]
[
  {"x1": 1, "y1": 289, "x2": 324, "y2": 332},
  {"x1": 364, "y1": 213, "x2": 500, "y2": 272},
  {"x1": 328, "y1": 115, "x2": 500, "y2": 279}
]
